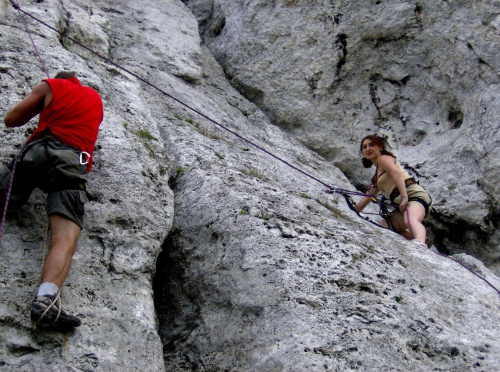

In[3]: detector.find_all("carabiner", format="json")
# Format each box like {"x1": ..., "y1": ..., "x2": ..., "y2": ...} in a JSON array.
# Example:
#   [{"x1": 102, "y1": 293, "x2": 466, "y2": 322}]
[{"x1": 80, "y1": 152, "x2": 91, "y2": 165}]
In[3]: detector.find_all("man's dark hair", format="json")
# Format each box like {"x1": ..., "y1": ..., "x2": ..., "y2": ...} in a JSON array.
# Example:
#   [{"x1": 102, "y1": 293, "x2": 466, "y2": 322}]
[{"x1": 54, "y1": 71, "x2": 76, "y2": 79}]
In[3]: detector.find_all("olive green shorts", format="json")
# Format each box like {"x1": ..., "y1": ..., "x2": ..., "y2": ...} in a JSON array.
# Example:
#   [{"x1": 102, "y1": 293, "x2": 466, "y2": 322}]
[
  {"x1": 0, "y1": 139, "x2": 89, "y2": 229},
  {"x1": 389, "y1": 184, "x2": 432, "y2": 230}
]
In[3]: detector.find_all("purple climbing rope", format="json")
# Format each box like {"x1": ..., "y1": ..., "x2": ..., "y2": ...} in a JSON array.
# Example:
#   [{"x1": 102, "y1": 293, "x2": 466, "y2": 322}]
[
  {"x1": 9, "y1": 0, "x2": 50, "y2": 79},
  {"x1": 0, "y1": 145, "x2": 26, "y2": 248},
  {"x1": 434, "y1": 251, "x2": 500, "y2": 296}
]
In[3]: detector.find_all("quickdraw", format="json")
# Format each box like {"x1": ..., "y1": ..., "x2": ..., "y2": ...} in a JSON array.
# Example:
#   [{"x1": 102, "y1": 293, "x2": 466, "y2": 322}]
[{"x1": 325, "y1": 187, "x2": 399, "y2": 231}]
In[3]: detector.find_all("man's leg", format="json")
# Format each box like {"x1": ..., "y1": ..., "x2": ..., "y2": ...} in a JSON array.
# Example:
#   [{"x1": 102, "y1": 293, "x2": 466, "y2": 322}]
[
  {"x1": 24, "y1": 142, "x2": 86, "y2": 328},
  {"x1": 41, "y1": 214, "x2": 81, "y2": 288},
  {"x1": 31, "y1": 214, "x2": 82, "y2": 328}
]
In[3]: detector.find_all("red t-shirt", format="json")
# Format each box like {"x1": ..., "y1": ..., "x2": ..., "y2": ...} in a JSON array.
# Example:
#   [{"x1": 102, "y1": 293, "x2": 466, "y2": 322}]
[{"x1": 29, "y1": 77, "x2": 103, "y2": 172}]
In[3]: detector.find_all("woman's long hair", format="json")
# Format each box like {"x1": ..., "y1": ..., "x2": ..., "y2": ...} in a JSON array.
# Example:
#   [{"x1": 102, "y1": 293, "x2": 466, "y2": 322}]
[{"x1": 360, "y1": 135, "x2": 396, "y2": 186}]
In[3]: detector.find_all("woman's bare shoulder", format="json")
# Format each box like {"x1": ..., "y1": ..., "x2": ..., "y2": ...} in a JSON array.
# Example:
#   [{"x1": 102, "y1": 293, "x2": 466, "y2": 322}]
[{"x1": 378, "y1": 155, "x2": 397, "y2": 171}]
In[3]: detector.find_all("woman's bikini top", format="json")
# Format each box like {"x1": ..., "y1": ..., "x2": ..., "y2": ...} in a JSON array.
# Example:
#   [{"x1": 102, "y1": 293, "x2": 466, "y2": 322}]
[{"x1": 376, "y1": 159, "x2": 410, "y2": 196}]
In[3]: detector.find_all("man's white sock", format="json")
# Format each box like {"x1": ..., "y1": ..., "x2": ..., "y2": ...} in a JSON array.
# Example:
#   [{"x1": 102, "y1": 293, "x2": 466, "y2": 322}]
[{"x1": 37, "y1": 282, "x2": 59, "y2": 297}]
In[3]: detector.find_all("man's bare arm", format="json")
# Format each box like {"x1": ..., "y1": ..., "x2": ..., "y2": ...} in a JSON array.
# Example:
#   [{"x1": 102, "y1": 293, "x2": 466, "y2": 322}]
[{"x1": 4, "y1": 81, "x2": 52, "y2": 128}]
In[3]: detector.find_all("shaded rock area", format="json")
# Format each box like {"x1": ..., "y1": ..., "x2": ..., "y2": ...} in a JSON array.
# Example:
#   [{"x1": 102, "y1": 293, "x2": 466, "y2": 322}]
[
  {"x1": 0, "y1": 0, "x2": 499, "y2": 371},
  {"x1": 186, "y1": 0, "x2": 500, "y2": 273}
]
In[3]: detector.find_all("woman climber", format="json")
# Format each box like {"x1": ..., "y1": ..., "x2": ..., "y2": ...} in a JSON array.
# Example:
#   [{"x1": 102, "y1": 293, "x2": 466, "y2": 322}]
[{"x1": 354, "y1": 135, "x2": 432, "y2": 245}]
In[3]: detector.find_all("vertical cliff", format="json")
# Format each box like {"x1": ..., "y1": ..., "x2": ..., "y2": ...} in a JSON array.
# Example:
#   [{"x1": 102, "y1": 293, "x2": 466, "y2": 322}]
[
  {"x1": 0, "y1": 0, "x2": 499, "y2": 371},
  {"x1": 186, "y1": 0, "x2": 500, "y2": 273}
]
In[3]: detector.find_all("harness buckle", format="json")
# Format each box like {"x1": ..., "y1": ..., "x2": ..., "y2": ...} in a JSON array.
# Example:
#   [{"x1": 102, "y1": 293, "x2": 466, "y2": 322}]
[
  {"x1": 371, "y1": 194, "x2": 386, "y2": 204},
  {"x1": 80, "y1": 152, "x2": 91, "y2": 165}
]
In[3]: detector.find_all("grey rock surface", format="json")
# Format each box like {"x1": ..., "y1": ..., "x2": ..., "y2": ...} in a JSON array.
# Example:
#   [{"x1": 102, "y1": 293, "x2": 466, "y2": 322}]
[
  {"x1": 0, "y1": 0, "x2": 499, "y2": 371},
  {"x1": 186, "y1": 0, "x2": 500, "y2": 273}
]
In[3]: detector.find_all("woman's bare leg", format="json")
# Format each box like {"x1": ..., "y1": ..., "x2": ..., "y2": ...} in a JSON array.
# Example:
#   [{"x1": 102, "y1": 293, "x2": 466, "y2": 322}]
[{"x1": 404, "y1": 205, "x2": 426, "y2": 244}]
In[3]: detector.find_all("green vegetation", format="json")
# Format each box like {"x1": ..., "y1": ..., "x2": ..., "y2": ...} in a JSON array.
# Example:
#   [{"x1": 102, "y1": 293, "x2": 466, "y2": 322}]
[
  {"x1": 184, "y1": 117, "x2": 221, "y2": 140},
  {"x1": 176, "y1": 167, "x2": 184, "y2": 174},
  {"x1": 240, "y1": 166, "x2": 266, "y2": 181},
  {"x1": 260, "y1": 212, "x2": 272, "y2": 220},
  {"x1": 143, "y1": 142, "x2": 155, "y2": 157},
  {"x1": 134, "y1": 130, "x2": 158, "y2": 141},
  {"x1": 199, "y1": 127, "x2": 221, "y2": 141},
  {"x1": 124, "y1": 123, "x2": 158, "y2": 148}
]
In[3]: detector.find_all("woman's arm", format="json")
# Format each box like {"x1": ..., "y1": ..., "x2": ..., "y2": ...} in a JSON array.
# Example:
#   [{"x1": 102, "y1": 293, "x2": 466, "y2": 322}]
[
  {"x1": 378, "y1": 155, "x2": 408, "y2": 212},
  {"x1": 355, "y1": 185, "x2": 379, "y2": 212}
]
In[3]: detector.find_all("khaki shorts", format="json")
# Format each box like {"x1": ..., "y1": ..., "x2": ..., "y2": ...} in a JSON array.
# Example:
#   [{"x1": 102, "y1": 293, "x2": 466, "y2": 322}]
[
  {"x1": 389, "y1": 184, "x2": 432, "y2": 230},
  {"x1": 0, "y1": 139, "x2": 88, "y2": 228}
]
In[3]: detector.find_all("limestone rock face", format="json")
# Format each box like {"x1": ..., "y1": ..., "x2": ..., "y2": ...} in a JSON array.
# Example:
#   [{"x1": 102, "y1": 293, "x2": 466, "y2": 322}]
[
  {"x1": 186, "y1": 0, "x2": 500, "y2": 272},
  {"x1": 0, "y1": 1, "x2": 499, "y2": 371}
]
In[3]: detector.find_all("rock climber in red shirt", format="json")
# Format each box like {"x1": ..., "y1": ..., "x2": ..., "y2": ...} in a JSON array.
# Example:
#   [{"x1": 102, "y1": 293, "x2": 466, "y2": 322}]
[{"x1": 1, "y1": 71, "x2": 103, "y2": 329}]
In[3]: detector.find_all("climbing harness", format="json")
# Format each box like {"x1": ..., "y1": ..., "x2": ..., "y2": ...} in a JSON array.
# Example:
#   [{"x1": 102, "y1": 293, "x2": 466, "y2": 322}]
[
  {"x1": 5, "y1": 1, "x2": 500, "y2": 297},
  {"x1": 389, "y1": 177, "x2": 418, "y2": 202}
]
